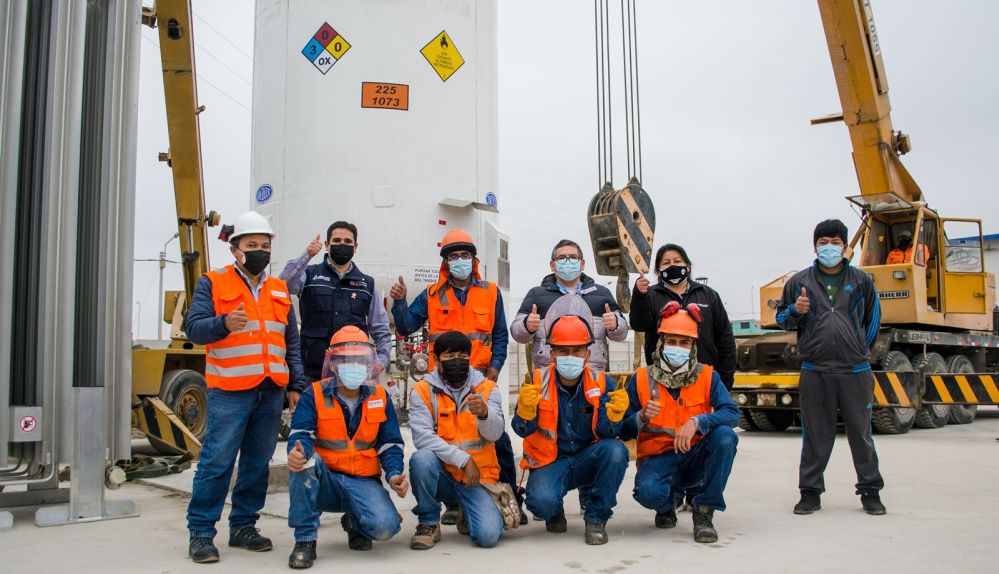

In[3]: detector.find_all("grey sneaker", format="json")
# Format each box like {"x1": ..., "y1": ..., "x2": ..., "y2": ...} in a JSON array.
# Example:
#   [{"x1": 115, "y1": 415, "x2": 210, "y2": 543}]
[
  {"x1": 228, "y1": 526, "x2": 273, "y2": 552},
  {"x1": 189, "y1": 537, "x2": 219, "y2": 563}
]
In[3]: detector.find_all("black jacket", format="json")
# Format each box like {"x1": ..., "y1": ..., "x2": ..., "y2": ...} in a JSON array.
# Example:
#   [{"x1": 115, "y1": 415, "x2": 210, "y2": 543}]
[{"x1": 629, "y1": 280, "x2": 737, "y2": 387}]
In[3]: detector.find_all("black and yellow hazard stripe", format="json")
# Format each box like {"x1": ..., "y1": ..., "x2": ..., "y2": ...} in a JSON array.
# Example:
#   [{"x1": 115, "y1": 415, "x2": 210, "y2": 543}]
[
  {"x1": 615, "y1": 183, "x2": 655, "y2": 274},
  {"x1": 137, "y1": 397, "x2": 202, "y2": 456},
  {"x1": 872, "y1": 371, "x2": 917, "y2": 408},
  {"x1": 923, "y1": 374, "x2": 999, "y2": 405}
]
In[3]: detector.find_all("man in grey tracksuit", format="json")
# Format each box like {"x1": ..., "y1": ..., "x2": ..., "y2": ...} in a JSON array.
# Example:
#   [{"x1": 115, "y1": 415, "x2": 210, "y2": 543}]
[{"x1": 776, "y1": 219, "x2": 886, "y2": 516}]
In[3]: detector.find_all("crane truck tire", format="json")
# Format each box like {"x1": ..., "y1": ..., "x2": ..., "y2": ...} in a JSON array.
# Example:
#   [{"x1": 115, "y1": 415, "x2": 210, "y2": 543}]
[
  {"x1": 738, "y1": 410, "x2": 759, "y2": 431},
  {"x1": 149, "y1": 369, "x2": 208, "y2": 455},
  {"x1": 871, "y1": 351, "x2": 916, "y2": 434},
  {"x1": 749, "y1": 409, "x2": 793, "y2": 432},
  {"x1": 912, "y1": 353, "x2": 950, "y2": 429},
  {"x1": 945, "y1": 355, "x2": 977, "y2": 425}
]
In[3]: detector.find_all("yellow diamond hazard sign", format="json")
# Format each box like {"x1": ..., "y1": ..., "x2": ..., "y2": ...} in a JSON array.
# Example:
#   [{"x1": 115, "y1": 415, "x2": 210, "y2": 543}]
[{"x1": 421, "y1": 30, "x2": 464, "y2": 82}]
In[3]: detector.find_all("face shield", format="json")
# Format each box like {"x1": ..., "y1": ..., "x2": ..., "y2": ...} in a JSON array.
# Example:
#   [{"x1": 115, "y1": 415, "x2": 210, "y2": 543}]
[{"x1": 321, "y1": 341, "x2": 379, "y2": 390}]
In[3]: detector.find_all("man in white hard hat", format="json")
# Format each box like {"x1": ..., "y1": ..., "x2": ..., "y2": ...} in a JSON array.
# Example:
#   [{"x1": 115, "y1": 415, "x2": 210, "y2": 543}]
[{"x1": 183, "y1": 211, "x2": 307, "y2": 564}]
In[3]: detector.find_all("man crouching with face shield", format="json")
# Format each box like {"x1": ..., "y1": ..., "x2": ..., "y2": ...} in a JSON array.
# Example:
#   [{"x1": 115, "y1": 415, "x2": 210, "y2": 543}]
[
  {"x1": 285, "y1": 326, "x2": 408, "y2": 569},
  {"x1": 620, "y1": 302, "x2": 740, "y2": 544}
]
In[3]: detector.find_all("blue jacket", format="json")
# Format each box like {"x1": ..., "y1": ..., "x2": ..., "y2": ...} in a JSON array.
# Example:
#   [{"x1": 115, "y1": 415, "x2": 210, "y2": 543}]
[
  {"x1": 185, "y1": 273, "x2": 307, "y2": 392},
  {"x1": 619, "y1": 369, "x2": 739, "y2": 441},
  {"x1": 286, "y1": 379, "x2": 405, "y2": 480},
  {"x1": 775, "y1": 259, "x2": 880, "y2": 373},
  {"x1": 392, "y1": 278, "x2": 509, "y2": 372},
  {"x1": 512, "y1": 373, "x2": 623, "y2": 456}
]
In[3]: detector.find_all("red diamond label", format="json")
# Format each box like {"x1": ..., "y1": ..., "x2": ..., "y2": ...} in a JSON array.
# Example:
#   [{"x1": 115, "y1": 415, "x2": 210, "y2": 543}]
[{"x1": 314, "y1": 23, "x2": 337, "y2": 46}]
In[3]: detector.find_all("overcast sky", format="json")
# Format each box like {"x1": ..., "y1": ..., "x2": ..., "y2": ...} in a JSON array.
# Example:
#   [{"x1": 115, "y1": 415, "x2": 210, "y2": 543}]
[{"x1": 132, "y1": 0, "x2": 999, "y2": 339}]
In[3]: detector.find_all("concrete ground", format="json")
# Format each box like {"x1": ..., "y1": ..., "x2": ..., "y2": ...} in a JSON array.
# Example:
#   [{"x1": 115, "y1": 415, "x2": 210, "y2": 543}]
[{"x1": 2, "y1": 410, "x2": 997, "y2": 573}]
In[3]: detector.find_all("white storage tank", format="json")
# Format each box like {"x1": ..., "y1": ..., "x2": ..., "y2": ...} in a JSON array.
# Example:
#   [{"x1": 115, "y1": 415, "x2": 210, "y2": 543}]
[{"x1": 250, "y1": 0, "x2": 507, "y2": 323}]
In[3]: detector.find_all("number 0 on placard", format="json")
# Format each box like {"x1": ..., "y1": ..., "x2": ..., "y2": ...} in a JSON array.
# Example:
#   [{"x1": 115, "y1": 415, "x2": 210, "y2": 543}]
[{"x1": 361, "y1": 82, "x2": 409, "y2": 111}]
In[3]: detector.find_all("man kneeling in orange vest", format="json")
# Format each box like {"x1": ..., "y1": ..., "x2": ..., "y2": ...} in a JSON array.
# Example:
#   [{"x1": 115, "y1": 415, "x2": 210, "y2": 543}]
[
  {"x1": 285, "y1": 326, "x2": 408, "y2": 569},
  {"x1": 620, "y1": 302, "x2": 740, "y2": 543},
  {"x1": 513, "y1": 315, "x2": 631, "y2": 545},
  {"x1": 408, "y1": 331, "x2": 507, "y2": 550}
]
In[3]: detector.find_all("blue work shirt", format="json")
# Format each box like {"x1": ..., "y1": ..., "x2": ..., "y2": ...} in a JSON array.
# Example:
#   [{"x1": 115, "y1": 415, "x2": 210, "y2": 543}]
[
  {"x1": 185, "y1": 270, "x2": 307, "y2": 392},
  {"x1": 619, "y1": 369, "x2": 740, "y2": 441},
  {"x1": 286, "y1": 379, "x2": 405, "y2": 480},
  {"x1": 392, "y1": 278, "x2": 508, "y2": 372},
  {"x1": 512, "y1": 376, "x2": 622, "y2": 457}
]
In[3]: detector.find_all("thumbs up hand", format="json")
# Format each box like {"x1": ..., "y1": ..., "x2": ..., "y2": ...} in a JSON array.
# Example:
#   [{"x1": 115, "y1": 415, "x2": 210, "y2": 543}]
[
  {"x1": 306, "y1": 233, "x2": 323, "y2": 257},
  {"x1": 636, "y1": 275, "x2": 650, "y2": 294},
  {"x1": 390, "y1": 275, "x2": 407, "y2": 301},
  {"x1": 525, "y1": 303, "x2": 542, "y2": 334},
  {"x1": 795, "y1": 287, "x2": 810, "y2": 315},
  {"x1": 225, "y1": 302, "x2": 248, "y2": 332},
  {"x1": 601, "y1": 302, "x2": 618, "y2": 331},
  {"x1": 288, "y1": 440, "x2": 308, "y2": 472}
]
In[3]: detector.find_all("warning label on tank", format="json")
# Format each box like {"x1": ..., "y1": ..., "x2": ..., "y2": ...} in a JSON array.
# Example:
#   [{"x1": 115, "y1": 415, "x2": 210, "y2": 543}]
[
  {"x1": 420, "y1": 30, "x2": 464, "y2": 82},
  {"x1": 413, "y1": 265, "x2": 441, "y2": 285},
  {"x1": 301, "y1": 22, "x2": 351, "y2": 75}
]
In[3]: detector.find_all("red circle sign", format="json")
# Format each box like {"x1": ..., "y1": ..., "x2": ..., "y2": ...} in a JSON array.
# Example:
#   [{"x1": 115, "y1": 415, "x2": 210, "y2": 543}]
[{"x1": 19, "y1": 415, "x2": 37, "y2": 433}]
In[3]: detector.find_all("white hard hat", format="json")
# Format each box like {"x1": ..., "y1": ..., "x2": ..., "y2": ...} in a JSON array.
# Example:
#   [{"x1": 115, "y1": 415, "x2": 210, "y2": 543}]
[{"x1": 230, "y1": 211, "x2": 274, "y2": 241}]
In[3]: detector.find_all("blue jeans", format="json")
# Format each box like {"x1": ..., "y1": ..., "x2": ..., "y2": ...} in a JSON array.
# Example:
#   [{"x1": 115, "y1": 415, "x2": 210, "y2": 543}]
[
  {"x1": 408, "y1": 449, "x2": 503, "y2": 548},
  {"x1": 288, "y1": 459, "x2": 401, "y2": 542},
  {"x1": 187, "y1": 385, "x2": 284, "y2": 539},
  {"x1": 525, "y1": 439, "x2": 629, "y2": 525},
  {"x1": 633, "y1": 426, "x2": 738, "y2": 513}
]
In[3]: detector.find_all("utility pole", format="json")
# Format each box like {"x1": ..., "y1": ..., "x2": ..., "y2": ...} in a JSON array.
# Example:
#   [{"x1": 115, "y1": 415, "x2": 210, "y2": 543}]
[{"x1": 159, "y1": 233, "x2": 179, "y2": 340}]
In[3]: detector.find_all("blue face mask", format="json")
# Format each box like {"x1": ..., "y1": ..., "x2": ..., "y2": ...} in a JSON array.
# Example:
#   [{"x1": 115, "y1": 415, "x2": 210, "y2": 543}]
[
  {"x1": 816, "y1": 244, "x2": 844, "y2": 268},
  {"x1": 555, "y1": 355, "x2": 585, "y2": 379},
  {"x1": 336, "y1": 363, "x2": 368, "y2": 390},
  {"x1": 448, "y1": 258, "x2": 473, "y2": 280},
  {"x1": 661, "y1": 345, "x2": 691, "y2": 368},
  {"x1": 555, "y1": 258, "x2": 581, "y2": 282}
]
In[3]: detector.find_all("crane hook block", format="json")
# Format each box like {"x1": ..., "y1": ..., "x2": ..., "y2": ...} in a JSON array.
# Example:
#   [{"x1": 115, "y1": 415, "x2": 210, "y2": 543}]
[{"x1": 587, "y1": 177, "x2": 655, "y2": 276}]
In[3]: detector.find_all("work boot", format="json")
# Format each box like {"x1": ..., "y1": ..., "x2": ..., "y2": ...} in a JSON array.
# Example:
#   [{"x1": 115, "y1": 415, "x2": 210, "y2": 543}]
[
  {"x1": 584, "y1": 521, "x2": 608, "y2": 545},
  {"x1": 519, "y1": 507, "x2": 529, "y2": 526},
  {"x1": 455, "y1": 508, "x2": 469, "y2": 536},
  {"x1": 189, "y1": 537, "x2": 220, "y2": 563},
  {"x1": 410, "y1": 524, "x2": 441, "y2": 550},
  {"x1": 341, "y1": 514, "x2": 372, "y2": 551},
  {"x1": 655, "y1": 508, "x2": 678, "y2": 529},
  {"x1": 860, "y1": 492, "x2": 887, "y2": 515},
  {"x1": 228, "y1": 526, "x2": 273, "y2": 551},
  {"x1": 691, "y1": 505, "x2": 718, "y2": 544},
  {"x1": 793, "y1": 491, "x2": 822, "y2": 515},
  {"x1": 288, "y1": 541, "x2": 316, "y2": 569},
  {"x1": 545, "y1": 509, "x2": 567, "y2": 533},
  {"x1": 441, "y1": 504, "x2": 460, "y2": 525}
]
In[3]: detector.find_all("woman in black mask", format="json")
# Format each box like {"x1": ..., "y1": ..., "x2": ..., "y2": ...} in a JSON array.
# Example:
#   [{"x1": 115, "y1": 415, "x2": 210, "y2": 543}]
[{"x1": 630, "y1": 244, "x2": 737, "y2": 391}]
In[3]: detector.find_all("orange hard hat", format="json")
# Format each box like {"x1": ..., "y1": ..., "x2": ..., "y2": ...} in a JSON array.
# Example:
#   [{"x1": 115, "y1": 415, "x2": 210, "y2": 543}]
[
  {"x1": 440, "y1": 229, "x2": 477, "y2": 258},
  {"x1": 657, "y1": 302, "x2": 700, "y2": 339},
  {"x1": 328, "y1": 326, "x2": 374, "y2": 356},
  {"x1": 547, "y1": 315, "x2": 594, "y2": 347}
]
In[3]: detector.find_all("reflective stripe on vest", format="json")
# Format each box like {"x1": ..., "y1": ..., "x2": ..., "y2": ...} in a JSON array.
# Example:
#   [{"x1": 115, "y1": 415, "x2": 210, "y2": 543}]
[
  {"x1": 414, "y1": 379, "x2": 501, "y2": 484},
  {"x1": 425, "y1": 275, "x2": 498, "y2": 372},
  {"x1": 204, "y1": 266, "x2": 291, "y2": 390},
  {"x1": 635, "y1": 365, "x2": 714, "y2": 459},
  {"x1": 520, "y1": 365, "x2": 605, "y2": 470},
  {"x1": 312, "y1": 380, "x2": 386, "y2": 477}
]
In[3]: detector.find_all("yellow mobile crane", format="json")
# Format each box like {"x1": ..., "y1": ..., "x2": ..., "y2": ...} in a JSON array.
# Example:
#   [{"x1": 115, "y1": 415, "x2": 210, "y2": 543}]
[
  {"x1": 734, "y1": 0, "x2": 999, "y2": 434},
  {"x1": 131, "y1": 0, "x2": 220, "y2": 453}
]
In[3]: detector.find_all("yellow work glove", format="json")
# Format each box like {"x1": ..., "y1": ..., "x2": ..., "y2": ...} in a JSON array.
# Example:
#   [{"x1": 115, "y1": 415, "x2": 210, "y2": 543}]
[
  {"x1": 605, "y1": 388, "x2": 630, "y2": 423},
  {"x1": 517, "y1": 384, "x2": 541, "y2": 420}
]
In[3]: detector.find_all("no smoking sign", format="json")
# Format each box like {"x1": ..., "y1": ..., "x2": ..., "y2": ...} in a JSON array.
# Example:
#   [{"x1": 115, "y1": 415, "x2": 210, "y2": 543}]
[{"x1": 19, "y1": 415, "x2": 37, "y2": 433}]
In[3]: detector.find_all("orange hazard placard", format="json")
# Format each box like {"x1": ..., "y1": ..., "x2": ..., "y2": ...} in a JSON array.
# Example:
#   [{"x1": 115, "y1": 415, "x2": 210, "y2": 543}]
[{"x1": 361, "y1": 82, "x2": 409, "y2": 111}]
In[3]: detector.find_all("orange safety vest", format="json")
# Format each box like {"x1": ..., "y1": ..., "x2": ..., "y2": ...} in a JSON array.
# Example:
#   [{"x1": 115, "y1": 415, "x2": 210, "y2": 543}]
[
  {"x1": 205, "y1": 265, "x2": 291, "y2": 390},
  {"x1": 426, "y1": 260, "x2": 497, "y2": 371},
  {"x1": 886, "y1": 245, "x2": 929, "y2": 265},
  {"x1": 634, "y1": 365, "x2": 714, "y2": 459},
  {"x1": 520, "y1": 365, "x2": 606, "y2": 469},
  {"x1": 413, "y1": 379, "x2": 500, "y2": 484},
  {"x1": 312, "y1": 381, "x2": 387, "y2": 478}
]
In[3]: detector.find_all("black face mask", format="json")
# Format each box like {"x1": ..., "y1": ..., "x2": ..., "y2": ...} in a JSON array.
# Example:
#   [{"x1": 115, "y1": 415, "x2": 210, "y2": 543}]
[
  {"x1": 240, "y1": 249, "x2": 271, "y2": 276},
  {"x1": 439, "y1": 358, "x2": 470, "y2": 388},
  {"x1": 659, "y1": 265, "x2": 689, "y2": 286},
  {"x1": 329, "y1": 244, "x2": 355, "y2": 266}
]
